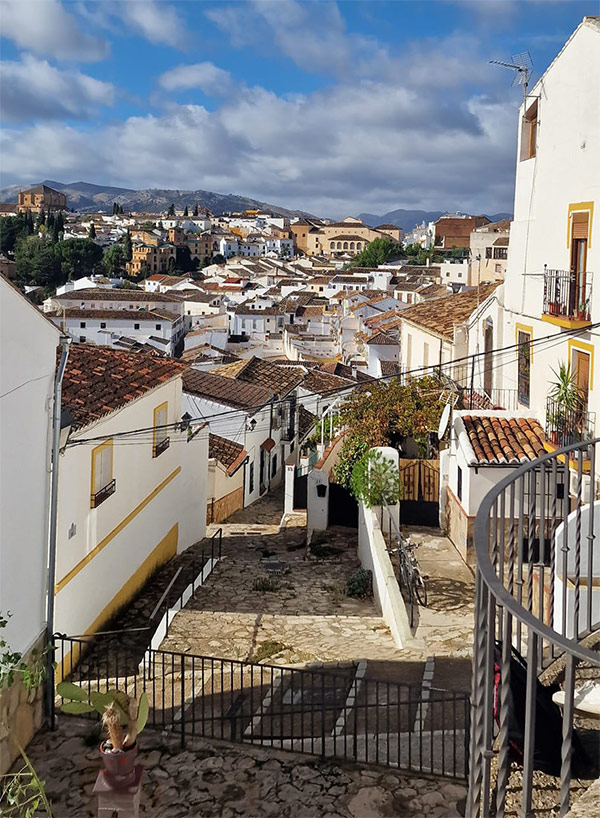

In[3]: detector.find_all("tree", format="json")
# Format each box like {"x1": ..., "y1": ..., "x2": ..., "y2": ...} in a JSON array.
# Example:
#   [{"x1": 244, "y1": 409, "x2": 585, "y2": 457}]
[
  {"x1": 0, "y1": 215, "x2": 30, "y2": 254},
  {"x1": 14, "y1": 235, "x2": 61, "y2": 287},
  {"x1": 88, "y1": 222, "x2": 96, "y2": 240},
  {"x1": 59, "y1": 238, "x2": 103, "y2": 281},
  {"x1": 56, "y1": 212, "x2": 64, "y2": 234},
  {"x1": 167, "y1": 203, "x2": 175, "y2": 217},
  {"x1": 212, "y1": 253, "x2": 226, "y2": 265},
  {"x1": 193, "y1": 204, "x2": 199, "y2": 217},
  {"x1": 175, "y1": 245, "x2": 197, "y2": 273},
  {"x1": 51, "y1": 220, "x2": 61, "y2": 244},
  {"x1": 331, "y1": 376, "x2": 446, "y2": 489},
  {"x1": 183, "y1": 206, "x2": 189, "y2": 218},
  {"x1": 123, "y1": 230, "x2": 132, "y2": 262},
  {"x1": 350, "y1": 450, "x2": 402, "y2": 508},
  {"x1": 102, "y1": 243, "x2": 127, "y2": 277},
  {"x1": 349, "y1": 237, "x2": 403, "y2": 268},
  {"x1": 36, "y1": 209, "x2": 46, "y2": 227}
]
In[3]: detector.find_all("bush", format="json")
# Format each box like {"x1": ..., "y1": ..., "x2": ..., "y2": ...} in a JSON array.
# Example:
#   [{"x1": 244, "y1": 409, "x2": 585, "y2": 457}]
[
  {"x1": 253, "y1": 577, "x2": 279, "y2": 593},
  {"x1": 350, "y1": 450, "x2": 402, "y2": 508},
  {"x1": 346, "y1": 568, "x2": 372, "y2": 598}
]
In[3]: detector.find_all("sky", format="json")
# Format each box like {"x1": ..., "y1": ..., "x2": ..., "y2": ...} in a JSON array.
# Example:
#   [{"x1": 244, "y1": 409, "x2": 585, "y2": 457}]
[{"x1": 0, "y1": 0, "x2": 596, "y2": 218}]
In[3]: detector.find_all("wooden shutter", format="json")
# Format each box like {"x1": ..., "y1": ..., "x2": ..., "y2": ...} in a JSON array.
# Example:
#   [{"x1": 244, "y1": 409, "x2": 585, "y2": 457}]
[{"x1": 572, "y1": 212, "x2": 589, "y2": 241}]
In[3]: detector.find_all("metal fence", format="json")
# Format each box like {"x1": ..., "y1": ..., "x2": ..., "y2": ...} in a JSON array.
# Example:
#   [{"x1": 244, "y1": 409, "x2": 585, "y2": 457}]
[
  {"x1": 468, "y1": 438, "x2": 600, "y2": 817},
  {"x1": 54, "y1": 634, "x2": 470, "y2": 779}
]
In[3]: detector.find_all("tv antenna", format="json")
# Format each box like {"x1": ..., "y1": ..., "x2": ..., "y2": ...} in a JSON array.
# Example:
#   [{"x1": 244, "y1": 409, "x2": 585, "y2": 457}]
[{"x1": 490, "y1": 51, "x2": 533, "y2": 103}]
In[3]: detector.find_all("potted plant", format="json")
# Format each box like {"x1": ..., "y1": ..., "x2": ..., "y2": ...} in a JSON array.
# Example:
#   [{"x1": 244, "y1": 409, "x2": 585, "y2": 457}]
[
  {"x1": 56, "y1": 682, "x2": 148, "y2": 783},
  {"x1": 547, "y1": 362, "x2": 584, "y2": 446}
]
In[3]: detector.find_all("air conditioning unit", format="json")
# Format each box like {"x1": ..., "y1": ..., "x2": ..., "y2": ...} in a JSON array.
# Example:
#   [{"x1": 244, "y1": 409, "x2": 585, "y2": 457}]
[{"x1": 569, "y1": 471, "x2": 591, "y2": 503}]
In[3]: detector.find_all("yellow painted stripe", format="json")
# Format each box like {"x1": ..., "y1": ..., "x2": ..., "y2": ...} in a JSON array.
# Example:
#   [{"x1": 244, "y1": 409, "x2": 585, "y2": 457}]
[
  {"x1": 56, "y1": 524, "x2": 178, "y2": 681},
  {"x1": 56, "y1": 466, "x2": 181, "y2": 593}
]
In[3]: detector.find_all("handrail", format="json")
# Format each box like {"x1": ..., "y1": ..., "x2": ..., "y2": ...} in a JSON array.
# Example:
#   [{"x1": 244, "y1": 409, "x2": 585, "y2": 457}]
[{"x1": 473, "y1": 437, "x2": 599, "y2": 665}]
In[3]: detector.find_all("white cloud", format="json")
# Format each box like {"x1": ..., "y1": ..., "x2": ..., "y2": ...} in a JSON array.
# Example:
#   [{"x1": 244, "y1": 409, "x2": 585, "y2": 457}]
[
  {"x1": 0, "y1": 54, "x2": 115, "y2": 122},
  {"x1": 115, "y1": 0, "x2": 187, "y2": 48},
  {"x1": 159, "y1": 62, "x2": 234, "y2": 96},
  {"x1": 0, "y1": 0, "x2": 108, "y2": 62},
  {"x1": 0, "y1": 74, "x2": 518, "y2": 216}
]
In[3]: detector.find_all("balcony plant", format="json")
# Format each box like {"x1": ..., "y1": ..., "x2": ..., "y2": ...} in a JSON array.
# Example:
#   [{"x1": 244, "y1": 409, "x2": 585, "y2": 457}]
[
  {"x1": 547, "y1": 363, "x2": 584, "y2": 446},
  {"x1": 56, "y1": 682, "x2": 148, "y2": 781}
]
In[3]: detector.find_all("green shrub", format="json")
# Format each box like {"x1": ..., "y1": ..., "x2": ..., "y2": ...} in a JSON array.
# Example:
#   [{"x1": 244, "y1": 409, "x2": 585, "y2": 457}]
[
  {"x1": 346, "y1": 568, "x2": 372, "y2": 598},
  {"x1": 253, "y1": 577, "x2": 280, "y2": 593},
  {"x1": 350, "y1": 450, "x2": 402, "y2": 508}
]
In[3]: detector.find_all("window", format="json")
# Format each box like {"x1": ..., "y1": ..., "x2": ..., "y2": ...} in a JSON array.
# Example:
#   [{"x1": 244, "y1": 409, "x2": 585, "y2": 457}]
[
  {"x1": 485, "y1": 247, "x2": 492, "y2": 259},
  {"x1": 520, "y1": 98, "x2": 538, "y2": 161},
  {"x1": 134, "y1": 323, "x2": 140, "y2": 330},
  {"x1": 155, "y1": 324, "x2": 162, "y2": 330},
  {"x1": 330, "y1": 242, "x2": 334, "y2": 249},
  {"x1": 100, "y1": 322, "x2": 106, "y2": 329},
  {"x1": 350, "y1": 242, "x2": 355, "y2": 250},
  {"x1": 153, "y1": 402, "x2": 170, "y2": 457},
  {"x1": 79, "y1": 336, "x2": 86, "y2": 343},
  {"x1": 343, "y1": 242, "x2": 348, "y2": 250},
  {"x1": 517, "y1": 330, "x2": 531, "y2": 407},
  {"x1": 271, "y1": 453, "x2": 277, "y2": 477},
  {"x1": 91, "y1": 441, "x2": 115, "y2": 508},
  {"x1": 249, "y1": 462, "x2": 255, "y2": 494},
  {"x1": 457, "y1": 465, "x2": 462, "y2": 501},
  {"x1": 493, "y1": 247, "x2": 508, "y2": 260},
  {"x1": 357, "y1": 243, "x2": 362, "y2": 250},
  {"x1": 80, "y1": 321, "x2": 86, "y2": 328}
]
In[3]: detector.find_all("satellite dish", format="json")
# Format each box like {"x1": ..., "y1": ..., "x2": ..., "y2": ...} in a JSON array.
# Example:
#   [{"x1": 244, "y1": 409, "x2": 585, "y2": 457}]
[{"x1": 437, "y1": 403, "x2": 451, "y2": 440}]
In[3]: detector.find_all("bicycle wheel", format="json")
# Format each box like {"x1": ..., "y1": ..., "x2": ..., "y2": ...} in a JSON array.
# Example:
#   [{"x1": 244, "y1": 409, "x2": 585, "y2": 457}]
[{"x1": 413, "y1": 573, "x2": 428, "y2": 607}]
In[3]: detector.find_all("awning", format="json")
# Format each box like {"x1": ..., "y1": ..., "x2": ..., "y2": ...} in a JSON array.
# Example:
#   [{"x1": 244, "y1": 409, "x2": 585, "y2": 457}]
[{"x1": 261, "y1": 438, "x2": 276, "y2": 453}]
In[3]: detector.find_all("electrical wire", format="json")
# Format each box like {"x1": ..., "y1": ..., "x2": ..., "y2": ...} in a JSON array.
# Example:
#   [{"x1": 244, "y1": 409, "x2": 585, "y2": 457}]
[{"x1": 66, "y1": 318, "x2": 600, "y2": 448}]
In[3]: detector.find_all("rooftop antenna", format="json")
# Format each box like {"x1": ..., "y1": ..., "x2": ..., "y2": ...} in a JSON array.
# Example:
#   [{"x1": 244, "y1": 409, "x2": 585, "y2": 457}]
[{"x1": 489, "y1": 51, "x2": 533, "y2": 103}]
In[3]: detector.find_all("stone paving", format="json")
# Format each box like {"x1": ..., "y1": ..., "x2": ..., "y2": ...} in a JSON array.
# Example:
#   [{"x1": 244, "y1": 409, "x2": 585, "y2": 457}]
[
  {"x1": 160, "y1": 492, "x2": 476, "y2": 683},
  {"x1": 19, "y1": 717, "x2": 469, "y2": 817}
]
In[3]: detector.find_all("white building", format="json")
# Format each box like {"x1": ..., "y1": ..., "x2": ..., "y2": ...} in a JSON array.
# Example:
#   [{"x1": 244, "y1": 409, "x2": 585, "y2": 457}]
[
  {"x1": 55, "y1": 345, "x2": 208, "y2": 667},
  {"x1": 499, "y1": 17, "x2": 600, "y2": 453},
  {"x1": 0, "y1": 278, "x2": 60, "y2": 662}
]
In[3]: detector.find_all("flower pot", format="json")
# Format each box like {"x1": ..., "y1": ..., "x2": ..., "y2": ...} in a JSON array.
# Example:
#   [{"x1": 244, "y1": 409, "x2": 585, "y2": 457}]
[{"x1": 100, "y1": 740, "x2": 138, "y2": 786}]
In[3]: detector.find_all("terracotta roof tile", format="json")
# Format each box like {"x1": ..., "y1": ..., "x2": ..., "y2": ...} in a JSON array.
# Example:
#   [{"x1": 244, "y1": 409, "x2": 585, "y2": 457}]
[
  {"x1": 208, "y1": 433, "x2": 247, "y2": 475},
  {"x1": 298, "y1": 405, "x2": 317, "y2": 440},
  {"x1": 401, "y1": 283, "x2": 500, "y2": 339},
  {"x1": 182, "y1": 368, "x2": 273, "y2": 409},
  {"x1": 54, "y1": 288, "x2": 179, "y2": 303},
  {"x1": 211, "y1": 356, "x2": 304, "y2": 397},
  {"x1": 61, "y1": 344, "x2": 184, "y2": 431},
  {"x1": 463, "y1": 415, "x2": 546, "y2": 465}
]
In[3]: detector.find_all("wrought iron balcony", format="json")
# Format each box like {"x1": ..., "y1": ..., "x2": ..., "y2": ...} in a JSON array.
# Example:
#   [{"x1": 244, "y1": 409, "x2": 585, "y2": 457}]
[
  {"x1": 543, "y1": 267, "x2": 592, "y2": 324},
  {"x1": 90, "y1": 479, "x2": 116, "y2": 508},
  {"x1": 469, "y1": 440, "x2": 600, "y2": 817},
  {"x1": 152, "y1": 436, "x2": 170, "y2": 458},
  {"x1": 546, "y1": 396, "x2": 595, "y2": 448}
]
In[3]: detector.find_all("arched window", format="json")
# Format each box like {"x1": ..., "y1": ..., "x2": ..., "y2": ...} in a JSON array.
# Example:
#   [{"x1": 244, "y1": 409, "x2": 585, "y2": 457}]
[
  {"x1": 337, "y1": 242, "x2": 342, "y2": 249},
  {"x1": 343, "y1": 242, "x2": 348, "y2": 250},
  {"x1": 350, "y1": 242, "x2": 355, "y2": 250},
  {"x1": 330, "y1": 242, "x2": 335, "y2": 249},
  {"x1": 357, "y1": 242, "x2": 362, "y2": 250}
]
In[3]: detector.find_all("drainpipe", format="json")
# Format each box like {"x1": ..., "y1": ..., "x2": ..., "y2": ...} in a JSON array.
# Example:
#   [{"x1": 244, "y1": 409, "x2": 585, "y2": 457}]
[{"x1": 46, "y1": 334, "x2": 71, "y2": 729}]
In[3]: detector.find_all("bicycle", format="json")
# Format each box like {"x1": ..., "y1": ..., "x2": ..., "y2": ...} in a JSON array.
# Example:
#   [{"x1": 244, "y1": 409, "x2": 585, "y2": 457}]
[{"x1": 388, "y1": 536, "x2": 428, "y2": 625}]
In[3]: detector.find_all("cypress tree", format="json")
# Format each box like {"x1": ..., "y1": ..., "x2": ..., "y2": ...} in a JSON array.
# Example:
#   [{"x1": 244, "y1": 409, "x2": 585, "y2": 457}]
[{"x1": 88, "y1": 222, "x2": 96, "y2": 239}]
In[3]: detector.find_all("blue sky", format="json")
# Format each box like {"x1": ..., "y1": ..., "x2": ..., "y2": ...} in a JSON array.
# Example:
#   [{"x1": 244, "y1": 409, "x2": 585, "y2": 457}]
[{"x1": 0, "y1": 0, "x2": 595, "y2": 217}]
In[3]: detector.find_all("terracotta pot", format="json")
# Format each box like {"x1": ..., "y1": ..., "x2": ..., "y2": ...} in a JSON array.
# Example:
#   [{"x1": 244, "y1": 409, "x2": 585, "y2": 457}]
[{"x1": 100, "y1": 740, "x2": 138, "y2": 785}]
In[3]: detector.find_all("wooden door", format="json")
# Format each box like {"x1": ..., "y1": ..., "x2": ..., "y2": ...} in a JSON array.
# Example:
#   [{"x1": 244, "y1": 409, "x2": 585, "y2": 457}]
[
  {"x1": 420, "y1": 459, "x2": 440, "y2": 503},
  {"x1": 398, "y1": 459, "x2": 419, "y2": 501},
  {"x1": 572, "y1": 349, "x2": 590, "y2": 407}
]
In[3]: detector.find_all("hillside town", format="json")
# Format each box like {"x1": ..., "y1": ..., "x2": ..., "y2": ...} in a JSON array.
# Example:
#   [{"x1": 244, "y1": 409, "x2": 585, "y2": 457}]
[{"x1": 0, "y1": 12, "x2": 599, "y2": 818}]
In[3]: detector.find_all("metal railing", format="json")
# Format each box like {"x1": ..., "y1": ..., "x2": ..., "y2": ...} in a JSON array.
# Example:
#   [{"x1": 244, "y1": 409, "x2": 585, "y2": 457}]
[
  {"x1": 462, "y1": 388, "x2": 519, "y2": 411},
  {"x1": 543, "y1": 267, "x2": 593, "y2": 323},
  {"x1": 468, "y1": 438, "x2": 600, "y2": 817},
  {"x1": 54, "y1": 634, "x2": 470, "y2": 779},
  {"x1": 152, "y1": 436, "x2": 170, "y2": 458},
  {"x1": 545, "y1": 396, "x2": 596, "y2": 449},
  {"x1": 90, "y1": 478, "x2": 116, "y2": 508}
]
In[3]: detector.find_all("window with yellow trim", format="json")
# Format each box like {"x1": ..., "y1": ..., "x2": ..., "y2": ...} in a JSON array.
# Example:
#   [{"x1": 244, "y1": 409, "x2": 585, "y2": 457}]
[
  {"x1": 91, "y1": 441, "x2": 115, "y2": 508},
  {"x1": 517, "y1": 330, "x2": 531, "y2": 407},
  {"x1": 153, "y1": 402, "x2": 170, "y2": 458}
]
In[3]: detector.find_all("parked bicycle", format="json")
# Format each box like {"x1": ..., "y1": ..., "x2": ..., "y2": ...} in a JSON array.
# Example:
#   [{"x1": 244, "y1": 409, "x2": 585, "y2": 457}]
[{"x1": 388, "y1": 535, "x2": 428, "y2": 625}]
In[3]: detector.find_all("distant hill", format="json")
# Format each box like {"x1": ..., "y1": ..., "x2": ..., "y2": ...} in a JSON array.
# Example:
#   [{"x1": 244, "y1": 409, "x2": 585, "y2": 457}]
[
  {"x1": 358, "y1": 209, "x2": 513, "y2": 233},
  {"x1": 0, "y1": 179, "x2": 317, "y2": 218}
]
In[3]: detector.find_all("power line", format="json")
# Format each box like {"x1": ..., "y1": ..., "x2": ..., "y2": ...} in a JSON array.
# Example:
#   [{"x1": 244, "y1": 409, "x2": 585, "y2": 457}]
[{"x1": 66, "y1": 319, "x2": 600, "y2": 447}]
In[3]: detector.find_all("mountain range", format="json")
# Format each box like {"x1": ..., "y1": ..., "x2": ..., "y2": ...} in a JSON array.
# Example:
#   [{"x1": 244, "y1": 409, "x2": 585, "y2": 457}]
[
  {"x1": 0, "y1": 180, "x2": 316, "y2": 219},
  {"x1": 358, "y1": 209, "x2": 512, "y2": 232}
]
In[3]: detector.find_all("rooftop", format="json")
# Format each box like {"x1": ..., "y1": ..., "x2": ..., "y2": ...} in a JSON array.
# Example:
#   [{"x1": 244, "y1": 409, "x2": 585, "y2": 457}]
[
  {"x1": 461, "y1": 414, "x2": 547, "y2": 465},
  {"x1": 401, "y1": 282, "x2": 500, "y2": 339},
  {"x1": 209, "y1": 433, "x2": 247, "y2": 475},
  {"x1": 182, "y1": 368, "x2": 273, "y2": 410},
  {"x1": 210, "y1": 356, "x2": 304, "y2": 396},
  {"x1": 54, "y1": 288, "x2": 181, "y2": 303},
  {"x1": 61, "y1": 344, "x2": 183, "y2": 432}
]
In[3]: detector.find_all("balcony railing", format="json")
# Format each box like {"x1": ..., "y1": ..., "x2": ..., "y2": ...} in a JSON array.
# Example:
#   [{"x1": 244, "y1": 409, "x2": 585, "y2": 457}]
[
  {"x1": 152, "y1": 436, "x2": 170, "y2": 458},
  {"x1": 546, "y1": 397, "x2": 595, "y2": 448},
  {"x1": 543, "y1": 267, "x2": 592, "y2": 323},
  {"x1": 90, "y1": 479, "x2": 116, "y2": 508},
  {"x1": 469, "y1": 440, "x2": 600, "y2": 817}
]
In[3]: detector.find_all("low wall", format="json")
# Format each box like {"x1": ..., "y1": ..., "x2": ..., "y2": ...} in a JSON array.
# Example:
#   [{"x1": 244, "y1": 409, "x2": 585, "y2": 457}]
[
  {"x1": 444, "y1": 487, "x2": 474, "y2": 565},
  {"x1": 357, "y1": 503, "x2": 414, "y2": 650},
  {"x1": 0, "y1": 634, "x2": 44, "y2": 774},
  {"x1": 206, "y1": 486, "x2": 244, "y2": 525}
]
